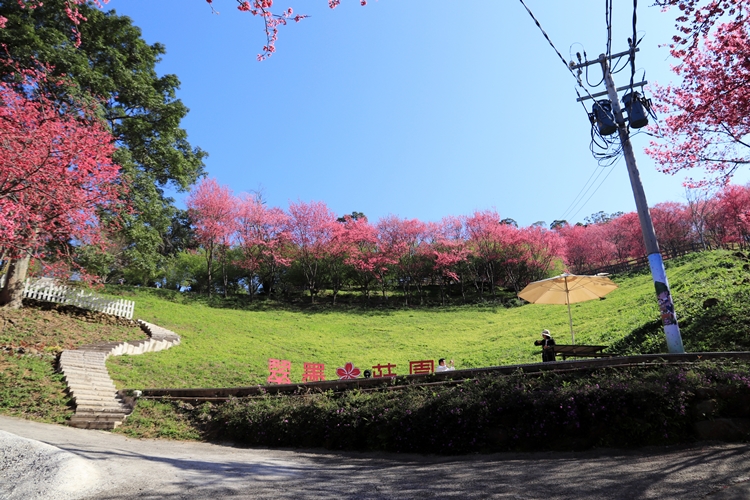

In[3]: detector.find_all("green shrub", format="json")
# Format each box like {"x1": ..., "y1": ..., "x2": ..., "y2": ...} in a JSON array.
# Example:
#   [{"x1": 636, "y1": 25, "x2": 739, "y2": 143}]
[{"x1": 194, "y1": 360, "x2": 750, "y2": 454}]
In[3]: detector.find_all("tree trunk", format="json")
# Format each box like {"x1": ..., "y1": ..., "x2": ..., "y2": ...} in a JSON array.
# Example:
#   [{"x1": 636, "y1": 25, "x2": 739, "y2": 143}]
[
  {"x1": 220, "y1": 248, "x2": 228, "y2": 299},
  {"x1": 0, "y1": 255, "x2": 31, "y2": 309},
  {"x1": 205, "y1": 243, "x2": 213, "y2": 297}
]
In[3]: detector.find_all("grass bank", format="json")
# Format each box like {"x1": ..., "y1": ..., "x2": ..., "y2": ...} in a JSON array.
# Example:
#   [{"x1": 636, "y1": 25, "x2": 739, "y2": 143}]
[
  {"x1": 3, "y1": 249, "x2": 750, "y2": 449},
  {"x1": 104, "y1": 250, "x2": 750, "y2": 390},
  {"x1": 0, "y1": 302, "x2": 143, "y2": 422}
]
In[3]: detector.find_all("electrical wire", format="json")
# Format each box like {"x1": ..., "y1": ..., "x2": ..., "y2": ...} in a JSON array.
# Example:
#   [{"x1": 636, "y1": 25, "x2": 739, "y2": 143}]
[
  {"x1": 519, "y1": 0, "x2": 640, "y2": 223},
  {"x1": 629, "y1": 0, "x2": 638, "y2": 92},
  {"x1": 606, "y1": 0, "x2": 613, "y2": 59},
  {"x1": 611, "y1": 53, "x2": 632, "y2": 75},
  {"x1": 567, "y1": 156, "x2": 621, "y2": 223},
  {"x1": 517, "y1": 0, "x2": 598, "y2": 104},
  {"x1": 585, "y1": 64, "x2": 605, "y2": 87},
  {"x1": 558, "y1": 162, "x2": 610, "y2": 222}
]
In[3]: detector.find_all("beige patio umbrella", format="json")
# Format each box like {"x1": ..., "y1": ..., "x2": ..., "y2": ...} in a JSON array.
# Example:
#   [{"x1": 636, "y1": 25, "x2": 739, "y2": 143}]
[{"x1": 517, "y1": 273, "x2": 618, "y2": 344}]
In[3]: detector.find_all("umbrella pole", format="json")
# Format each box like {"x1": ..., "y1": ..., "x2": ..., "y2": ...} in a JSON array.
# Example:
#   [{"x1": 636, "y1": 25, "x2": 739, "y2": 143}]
[
  {"x1": 567, "y1": 299, "x2": 574, "y2": 345},
  {"x1": 564, "y1": 276, "x2": 574, "y2": 344}
]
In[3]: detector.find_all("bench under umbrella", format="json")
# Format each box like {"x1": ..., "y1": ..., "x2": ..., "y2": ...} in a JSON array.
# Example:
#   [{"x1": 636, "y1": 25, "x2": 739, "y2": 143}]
[{"x1": 517, "y1": 273, "x2": 618, "y2": 344}]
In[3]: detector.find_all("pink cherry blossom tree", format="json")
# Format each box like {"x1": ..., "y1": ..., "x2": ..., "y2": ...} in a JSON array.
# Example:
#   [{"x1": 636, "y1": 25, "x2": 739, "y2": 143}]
[
  {"x1": 235, "y1": 193, "x2": 291, "y2": 298},
  {"x1": 709, "y1": 184, "x2": 750, "y2": 248},
  {"x1": 377, "y1": 215, "x2": 430, "y2": 305},
  {"x1": 605, "y1": 213, "x2": 645, "y2": 262},
  {"x1": 186, "y1": 177, "x2": 236, "y2": 296},
  {"x1": 651, "y1": 202, "x2": 698, "y2": 257},
  {"x1": 648, "y1": 0, "x2": 750, "y2": 186},
  {"x1": 516, "y1": 226, "x2": 563, "y2": 288},
  {"x1": 327, "y1": 215, "x2": 357, "y2": 304},
  {"x1": 427, "y1": 217, "x2": 470, "y2": 305},
  {"x1": 0, "y1": 61, "x2": 123, "y2": 308},
  {"x1": 6, "y1": 1, "x2": 366, "y2": 61},
  {"x1": 340, "y1": 216, "x2": 385, "y2": 302},
  {"x1": 464, "y1": 211, "x2": 530, "y2": 298},
  {"x1": 286, "y1": 200, "x2": 337, "y2": 303}
]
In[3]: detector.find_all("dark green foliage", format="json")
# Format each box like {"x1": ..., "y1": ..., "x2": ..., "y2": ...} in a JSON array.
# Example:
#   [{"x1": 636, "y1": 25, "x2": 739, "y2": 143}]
[
  {"x1": 0, "y1": 0, "x2": 206, "y2": 284},
  {"x1": 185, "y1": 360, "x2": 750, "y2": 454}
]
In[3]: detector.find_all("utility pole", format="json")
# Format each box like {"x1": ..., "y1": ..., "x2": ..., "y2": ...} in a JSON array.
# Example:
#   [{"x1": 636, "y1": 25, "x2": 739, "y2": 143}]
[{"x1": 571, "y1": 51, "x2": 685, "y2": 354}]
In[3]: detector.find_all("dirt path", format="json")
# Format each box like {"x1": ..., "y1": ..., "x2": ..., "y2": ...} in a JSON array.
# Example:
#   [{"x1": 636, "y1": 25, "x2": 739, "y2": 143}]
[{"x1": 1, "y1": 415, "x2": 750, "y2": 500}]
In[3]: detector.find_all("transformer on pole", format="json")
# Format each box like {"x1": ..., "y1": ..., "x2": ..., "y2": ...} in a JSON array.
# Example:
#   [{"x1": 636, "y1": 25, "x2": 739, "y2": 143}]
[{"x1": 571, "y1": 51, "x2": 685, "y2": 354}]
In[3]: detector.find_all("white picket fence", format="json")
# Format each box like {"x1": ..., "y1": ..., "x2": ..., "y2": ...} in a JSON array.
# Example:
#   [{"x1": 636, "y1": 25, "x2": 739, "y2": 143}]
[{"x1": 0, "y1": 276, "x2": 135, "y2": 319}]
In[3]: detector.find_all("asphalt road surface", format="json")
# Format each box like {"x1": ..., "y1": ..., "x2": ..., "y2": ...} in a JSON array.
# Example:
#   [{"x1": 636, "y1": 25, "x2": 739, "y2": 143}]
[{"x1": 1, "y1": 415, "x2": 750, "y2": 500}]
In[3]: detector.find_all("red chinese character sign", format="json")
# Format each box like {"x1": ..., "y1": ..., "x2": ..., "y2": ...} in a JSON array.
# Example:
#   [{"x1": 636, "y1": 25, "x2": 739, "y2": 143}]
[
  {"x1": 371, "y1": 363, "x2": 397, "y2": 378},
  {"x1": 267, "y1": 358, "x2": 292, "y2": 384},
  {"x1": 409, "y1": 360, "x2": 434, "y2": 375},
  {"x1": 302, "y1": 362, "x2": 326, "y2": 382},
  {"x1": 336, "y1": 362, "x2": 361, "y2": 380}
]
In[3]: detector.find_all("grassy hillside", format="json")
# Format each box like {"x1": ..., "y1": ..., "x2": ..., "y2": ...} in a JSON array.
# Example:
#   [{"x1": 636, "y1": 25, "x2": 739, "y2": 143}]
[
  {"x1": 103, "y1": 249, "x2": 750, "y2": 390},
  {"x1": 0, "y1": 303, "x2": 143, "y2": 422}
]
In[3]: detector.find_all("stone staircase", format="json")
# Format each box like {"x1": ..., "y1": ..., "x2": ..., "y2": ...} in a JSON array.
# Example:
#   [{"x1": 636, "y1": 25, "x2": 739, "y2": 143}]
[{"x1": 59, "y1": 320, "x2": 180, "y2": 430}]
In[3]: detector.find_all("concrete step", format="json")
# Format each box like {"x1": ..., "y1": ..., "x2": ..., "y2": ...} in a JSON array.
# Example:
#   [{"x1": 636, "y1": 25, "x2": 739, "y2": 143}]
[
  {"x1": 66, "y1": 381, "x2": 116, "y2": 390},
  {"x1": 78, "y1": 346, "x2": 119, "y2": 351},
  {"x1": 124, "y1": 340, "x2": 149, "y2": 346},
  {"x1": 60, "y1": 360, "x2": 109, "y2": 367},
  {"x1": 76, "y1": 398, "x2": 126, "y2": 412},
  {"x1": 61, "y1": 367, "x2": 112, "y2": 377},
  {"x1": 63, "y1": 373, "x2": 114, "y2": 383},
  {"x1": 69, "y1": 420, "x2": 120, "y2": 430},
  {"x1": 61, "y1": 366, "x2": 111, "y2": 375},
  {"x1": 72, "y1": 409, "x2": 129, "y2": 418},
  {"x1": 70, "y1": 389, "x2": 121, "y2": 399},
  {"x1": 60, "y1": 364, "x2": 103, "y2": 371},
  {"x1": 67, "y1": 351, "x2": 109, "y2": 359},
  {"x1": 69, "y1": 413, "x2": 128, "y2": 429},
  {"x1": 71, "y1": 393, "x2": 122, "y2": 402},
  {"x1": 65, "y1": 381, "x2": 117, "y2": 392},
  {"x1": 71, "y1": 399, "x2": 122, "y2": 408},
  {"x1": 68, "y1": 387, "x2": 117, "y2": 397},
  {"x1": 60, "y1": 366, "x2": 111, "y2": 375},
  {"x1": 62, "y1": 374, "x2": 112, "y2": 383},
  {"x1": 74, "y1": 405, "x2": 127, "y2": 414},
  {"x1": 58, "y1": 321, "x2": 181, "y2": 433},
  {"x1": 67, "y1": 381, "x2": 118, "y2": 390},
  {"x1": 74, "y1": 404, "x2": 128, "y2": 413}
]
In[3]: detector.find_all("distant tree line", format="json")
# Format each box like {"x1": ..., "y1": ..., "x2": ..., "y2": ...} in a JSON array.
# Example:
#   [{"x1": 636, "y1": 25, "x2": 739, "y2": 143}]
[
  {"x1": 88, "y1": 179, "x2": 750, "y2": 305},
  {"x1": 561, "y1": 185, "x2": 750, "y2": 274}
]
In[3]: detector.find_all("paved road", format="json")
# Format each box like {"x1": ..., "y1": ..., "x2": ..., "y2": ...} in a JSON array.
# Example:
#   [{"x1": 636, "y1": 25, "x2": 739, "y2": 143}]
[{"x1": 1, "y1": 415, "x2": 750, "y2": 500}]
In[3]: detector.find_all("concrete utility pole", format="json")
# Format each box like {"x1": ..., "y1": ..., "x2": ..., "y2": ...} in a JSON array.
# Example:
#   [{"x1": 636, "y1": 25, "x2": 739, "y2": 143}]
[{"x1": 572, "y1": 51, "x2": 685, "y2": 354}]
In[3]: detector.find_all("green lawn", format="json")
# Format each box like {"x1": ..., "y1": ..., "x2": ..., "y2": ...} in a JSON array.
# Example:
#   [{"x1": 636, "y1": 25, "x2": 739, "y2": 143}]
[
  {"x1": 103, "y1": 250, "x2": 750, "y2": 390},
  {"x1": 3, "y1": 248, "x2": 750, "y2": 442}
]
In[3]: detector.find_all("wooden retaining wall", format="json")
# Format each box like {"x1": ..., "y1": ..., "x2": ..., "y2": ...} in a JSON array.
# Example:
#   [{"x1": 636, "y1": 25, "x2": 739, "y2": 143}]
[{"x1": 137, "y1": 351, "x2": 750, "y2": 403}]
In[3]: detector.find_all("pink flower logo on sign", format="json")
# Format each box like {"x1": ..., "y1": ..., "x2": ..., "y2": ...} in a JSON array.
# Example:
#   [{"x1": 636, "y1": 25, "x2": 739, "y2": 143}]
[{"x1": 336, "y1": 362, "x2": 361, "y2": 380}]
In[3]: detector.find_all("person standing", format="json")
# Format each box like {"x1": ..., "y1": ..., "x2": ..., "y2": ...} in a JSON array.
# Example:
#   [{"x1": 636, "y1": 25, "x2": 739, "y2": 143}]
[{"x1": 533, "y1": 329, "x2": 556, "y2": 362}]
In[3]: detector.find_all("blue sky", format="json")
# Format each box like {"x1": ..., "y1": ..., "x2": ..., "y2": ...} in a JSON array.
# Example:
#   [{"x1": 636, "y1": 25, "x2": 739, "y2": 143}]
[{"x1": 104, "y1": 0, "x2": 749, "y2": 227}]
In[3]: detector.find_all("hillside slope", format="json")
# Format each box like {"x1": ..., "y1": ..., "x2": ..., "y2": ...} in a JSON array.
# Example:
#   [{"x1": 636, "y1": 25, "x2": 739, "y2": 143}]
[{"x1": 103, "y1": 250, "x2": 750, "y2": 389}]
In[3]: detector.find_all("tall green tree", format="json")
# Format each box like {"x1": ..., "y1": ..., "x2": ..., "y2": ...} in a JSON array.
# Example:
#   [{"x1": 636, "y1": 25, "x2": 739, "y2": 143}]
[{"x1": 0, "y1": 0, "x2": 206, "y2": 285}]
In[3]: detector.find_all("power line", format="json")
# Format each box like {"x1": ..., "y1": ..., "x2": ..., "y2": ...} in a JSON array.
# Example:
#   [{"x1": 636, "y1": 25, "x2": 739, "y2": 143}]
[
  {"x1": 629, "y1": 0, "x2": 638, "y2": 92},
  {"x1": 567, "y1": 157, "x2": 620, "y2": 223},
  {"x1": 606, "y1": 0, "x2": 613, "y2": 58},
  {"x1": 517, "y1": 1, "x2": 635, "y2": 225},
  {"x1": 517, "y1": 0, "x2": 596, "y2": 102},
  {"x1": 558, "y1": 163, "x2": 609, "y2": 222}
]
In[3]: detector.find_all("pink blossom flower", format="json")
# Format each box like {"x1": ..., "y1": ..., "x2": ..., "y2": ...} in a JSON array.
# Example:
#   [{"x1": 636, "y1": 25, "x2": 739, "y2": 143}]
[{"x1": 336, "y1": 362, "x2": 361, "y2": 380}]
